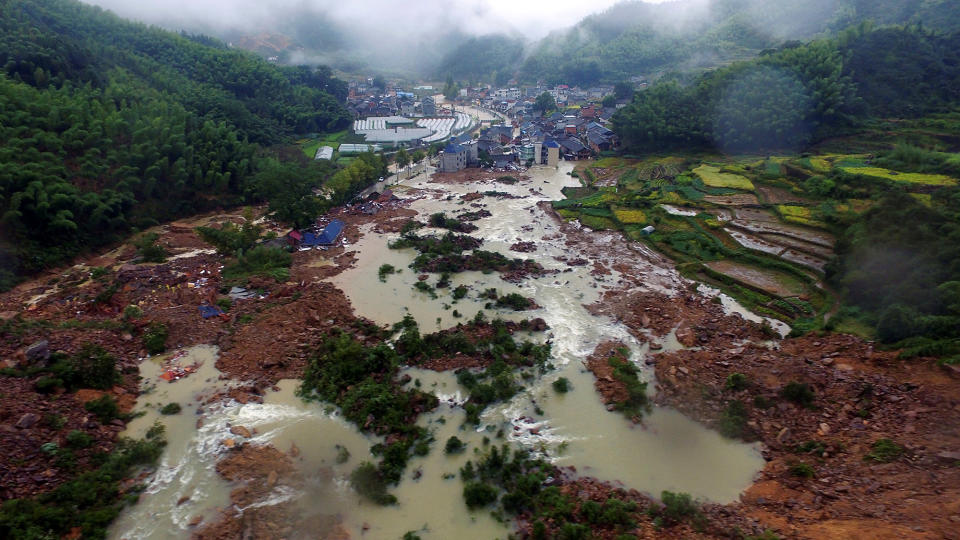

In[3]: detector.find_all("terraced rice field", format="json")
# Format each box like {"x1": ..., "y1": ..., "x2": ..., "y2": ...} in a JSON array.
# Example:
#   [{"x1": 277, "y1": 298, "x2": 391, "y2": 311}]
[
  {"x1": 840, "y1": 166, "x2": 957, "y2": 186},
  {"x1": 776, "y1": 205, "x2": 826, "y2": 228},
  {"x1": 693, "y1": 165, "x2": 755, "y2": 191},
  {"x1": 706, "y1": 260, "x2": 807, "y2": 297},
  {"x1": 612, "y1": 206, "x2": 648, "y2": 224}
]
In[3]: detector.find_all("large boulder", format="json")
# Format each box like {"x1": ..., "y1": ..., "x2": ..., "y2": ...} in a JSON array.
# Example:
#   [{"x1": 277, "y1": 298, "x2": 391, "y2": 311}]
[
  {"x1": 24, "y1": 340, "x2": 50, "y2": 364},
  {"x1": 16, "y1": 413, "x2": 39, "y2": 429}
]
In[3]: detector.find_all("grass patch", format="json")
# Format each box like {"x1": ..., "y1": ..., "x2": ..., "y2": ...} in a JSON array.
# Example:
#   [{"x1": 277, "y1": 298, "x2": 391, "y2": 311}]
[
  {"x1": 693, "y1": 165, "x2": 755, "y2": 191},
  {"x1": 865, "y1": 439, "x2": 903, "y2": 463},
  {"x1": 840, "y1": 167, "x2": 956, "y2": 186},
  {"x1": 222, "y1": 246, "x2": 292, "y2": 283},
  {"x1": 612, "y1": 206, "x2": 647, "y2": 225},
  {"x1": 580, "y1": 215, "x2": 617, "y2": 230},
  {"x1": 788, "y1": 461, "x2": 815, "y2": 478}
]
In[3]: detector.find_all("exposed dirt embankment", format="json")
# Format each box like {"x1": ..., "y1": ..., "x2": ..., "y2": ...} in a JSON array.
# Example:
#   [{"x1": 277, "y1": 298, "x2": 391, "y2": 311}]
[
  {"x1": 514, "y1": 473, "x2": 772, "y2": 539},
  {"x1": 587, "y1": 287, "x2": 771, "y2": 347},
  {"x1": 649, "y1": 333, "x2": 960, "y2": 539},
  {"x1": 0, "y1": 201, "x2": 418, "y2": 503},
  {"x1": 585, "y1": 341, "x2": 632, "y2": 408}
]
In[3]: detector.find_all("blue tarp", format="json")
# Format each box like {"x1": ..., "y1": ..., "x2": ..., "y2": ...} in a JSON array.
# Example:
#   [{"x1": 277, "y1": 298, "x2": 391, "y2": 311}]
[
  {"x1": 318, "y1": 219, "x2": 345, "y2": 245},
  {"x1": 301, "y1": 232, "x2": 319, "y2": 247},
  {"x1": 198, "y1": 305, "x2": 224, "y2": 319}
]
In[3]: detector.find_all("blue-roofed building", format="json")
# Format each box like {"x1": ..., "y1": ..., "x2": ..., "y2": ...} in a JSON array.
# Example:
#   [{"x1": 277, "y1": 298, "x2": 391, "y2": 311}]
[{"x1": 318, "y1": 219, "x2": 345, "y2": 245}]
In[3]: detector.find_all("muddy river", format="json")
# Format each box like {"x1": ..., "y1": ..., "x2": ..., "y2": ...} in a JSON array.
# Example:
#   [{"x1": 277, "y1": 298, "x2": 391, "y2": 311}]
[{"x1": 111, "y1": 163, "x2": 765, "y2": 539}]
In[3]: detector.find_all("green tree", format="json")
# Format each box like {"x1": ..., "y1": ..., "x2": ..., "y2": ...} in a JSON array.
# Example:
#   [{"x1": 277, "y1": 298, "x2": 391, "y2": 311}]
[
  {"x1": 534, "y1": 92, "x2": 556, "y2": 113},
  {"x1": 395, "y1": 148, "x2": 410, "y2": 178},
  {"x1": 613, "y1": 81, "x2": 634, "y2": 100}
]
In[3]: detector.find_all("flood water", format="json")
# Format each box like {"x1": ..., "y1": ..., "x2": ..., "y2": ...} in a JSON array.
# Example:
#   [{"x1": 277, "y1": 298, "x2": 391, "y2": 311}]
[{"x1": 112, "y1": 163, "x2": 765, "y2": 540}]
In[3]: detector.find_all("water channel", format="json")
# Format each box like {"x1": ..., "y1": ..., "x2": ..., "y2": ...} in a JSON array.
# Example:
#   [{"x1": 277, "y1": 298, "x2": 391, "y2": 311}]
[{"x1": 112, "y1": 163, "x2": 765, "y2": 540}]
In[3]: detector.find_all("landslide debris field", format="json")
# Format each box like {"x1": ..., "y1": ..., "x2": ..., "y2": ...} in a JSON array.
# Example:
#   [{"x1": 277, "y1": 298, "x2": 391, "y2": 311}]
[{"x1": 1, "y1": 161, "x2": 959, "y2": 540}]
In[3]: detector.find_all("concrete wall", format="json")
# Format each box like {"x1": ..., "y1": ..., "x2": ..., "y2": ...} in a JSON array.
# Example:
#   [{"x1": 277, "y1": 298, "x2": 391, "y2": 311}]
[{"x1": 547, "y1": 146, "x2": 560, "y2": 167}]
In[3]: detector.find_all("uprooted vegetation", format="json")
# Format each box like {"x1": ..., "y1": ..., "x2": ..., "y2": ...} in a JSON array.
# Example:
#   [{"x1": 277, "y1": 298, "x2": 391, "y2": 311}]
[
  {"x1": 478, "y1": 289, "x2": 537, "y2": 311},
  {"x1": 298, "y1": 329, "x2": 438, "y2": 504},
  {"x1": 459, "y1": 445, "x2": 701, "y2": 538},
  {"x1": 428, "y1": 212, "x2": 478, "y2": 233},
  {"x1": 0, "y1": 427, "x2": 167, "y2": 540},
  {"x1": 394, "y1": 314, "x2": 552, "y2": 424},
  {"x1": 298, "y1": 314, "x2": 552, "y2": 503},
  {"x1": 587, "y1": 344, "x2": 651, "y2": 422},
  {"x1": 389, "y1": 229, "x2": 545, "y2": 280}
]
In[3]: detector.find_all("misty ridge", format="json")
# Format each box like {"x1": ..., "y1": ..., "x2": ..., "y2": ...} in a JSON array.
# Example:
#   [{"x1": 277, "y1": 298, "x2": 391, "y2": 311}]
[{"x1": 80, "y1": 0, "x2": 959, "y2": 82}]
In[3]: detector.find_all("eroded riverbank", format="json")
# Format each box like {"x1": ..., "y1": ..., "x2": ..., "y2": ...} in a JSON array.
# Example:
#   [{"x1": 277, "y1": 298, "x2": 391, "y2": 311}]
[{"x1": 24, "y1": 159, "x2": 945, "y2": 540}]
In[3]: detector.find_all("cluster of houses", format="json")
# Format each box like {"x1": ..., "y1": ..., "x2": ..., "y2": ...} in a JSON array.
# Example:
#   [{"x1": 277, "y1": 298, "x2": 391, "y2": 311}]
[
  {"x1": 346, "y1": 80, "x2": 446, "y2": 120},
  {"x1": 342, "y1": 75, "x2": 629, "y2": 172},
  {"x1": 436, "y1": 109, "x2": 619, "y2": 173}
]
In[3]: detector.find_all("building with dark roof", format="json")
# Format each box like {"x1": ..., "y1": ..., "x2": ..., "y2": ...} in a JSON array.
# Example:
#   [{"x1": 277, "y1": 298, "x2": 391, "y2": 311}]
[{"x1": 439, "y1": 143, "x2": 466, "y2": 173}]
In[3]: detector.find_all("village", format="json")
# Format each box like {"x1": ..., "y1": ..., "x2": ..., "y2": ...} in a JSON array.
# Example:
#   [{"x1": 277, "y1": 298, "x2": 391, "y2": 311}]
[{"x1": 310, "y1": 77, "x2": 628, "y2": 173}]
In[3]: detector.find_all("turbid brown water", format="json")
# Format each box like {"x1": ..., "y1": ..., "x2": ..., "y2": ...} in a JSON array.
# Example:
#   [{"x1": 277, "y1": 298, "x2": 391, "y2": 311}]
[{"x1": 112, "y1": 163, "x2": 765, "y2": 540}]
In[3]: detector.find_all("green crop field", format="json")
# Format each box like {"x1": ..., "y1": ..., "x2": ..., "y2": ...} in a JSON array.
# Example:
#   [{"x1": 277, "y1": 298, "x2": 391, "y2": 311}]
[
  {"x1": 693, "y1": 165, "x2": 755, "y2": 191},
  {"x1": 840, "y1": 166, "x2": 957, "y2": 186},
  {"x1": 612, "y1": 206, "x2": 648, "y2": 225}
]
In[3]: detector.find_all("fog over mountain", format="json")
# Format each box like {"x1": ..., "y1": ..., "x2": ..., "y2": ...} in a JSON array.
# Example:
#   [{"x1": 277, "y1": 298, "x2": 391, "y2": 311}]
[
  {"x1": 80, "y1": 0, "x2": 957, "y2": 80},
  {"x1": 80, "y1": 0, "x2": 628, "y2": 73}
]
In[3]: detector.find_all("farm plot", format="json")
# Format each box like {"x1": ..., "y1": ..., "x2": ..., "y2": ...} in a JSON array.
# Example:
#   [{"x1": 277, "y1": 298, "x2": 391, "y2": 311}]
[{"x1": 693, "y1": 165, "x2": 755, "y2": 191}]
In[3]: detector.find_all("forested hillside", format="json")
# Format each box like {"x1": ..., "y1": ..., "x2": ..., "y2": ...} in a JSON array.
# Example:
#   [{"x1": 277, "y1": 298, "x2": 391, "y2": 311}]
[
  {"x1": 434, "y1": 35, "x2": 525, "y2": 85},
  {"x1": 612, "y1": 25, "x2": 960, "y2": 153},
  {"x1": 610, "y1": 23, "x2": 960, "y2": 360},
  {"x1": 441, "y1": 0, "x2": 960, "y2": 85},
  {"x1": 0, "y1": 0, "x2": 361, "y2": 289}
]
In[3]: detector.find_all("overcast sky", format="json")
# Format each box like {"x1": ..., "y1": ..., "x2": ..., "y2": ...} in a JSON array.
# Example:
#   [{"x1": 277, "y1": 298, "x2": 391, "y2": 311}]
[{"x1": 82, "y1": 0, "x2": 666, "y2": 39}]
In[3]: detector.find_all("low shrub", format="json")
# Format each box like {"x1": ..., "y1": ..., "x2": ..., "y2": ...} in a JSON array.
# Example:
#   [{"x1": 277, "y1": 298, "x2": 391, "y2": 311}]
[
  {"x1": 84, "y1": 395, "x2": 119, "y2": 423},
  {"x1": 725, "y1": 372, "x2": 749, "y2": 391},
  {"x1": 0, "y1": 435, "x2": 167, "y2": 539},
  {"x1": 788, "y1": 461, "x2": 815, "y2": 478},
  {"x1": 350, "y1": 462, "x2": 397, "y2": 505},
  {"x1": 159, "y1": 403, "x2": 181, "y2": 415},
  {"x1": 496, "y1": 293, "x2": 533, "y2": 311},
  {"x1": 718, "y1": 400, "x2": 749, "y2": 438},
  {"x1": 122, "y1": 305, "x2": 143, "y2": 321},
  {"x1": 444, "y1": 436, "x2": 466, "y2": 455},
  {"x1": 378, "y1": 264, "x2": 397, "y2": 282},
  {"x1": 143, "y1": 323, "x2": 168, "y2": 355},
  {"x1": 608, "y1": 352, "x2": 650, "y2": 419},
  {"x1": 134, "y1": 232, "x2": 167, "y2": 263},
  {"x1": 222, "y1": 246, "x2": 292, "y2": 283},
  {"x1": 48, "y1": 344, "x2": 119, "y2": 391},
  {"x1": 650, "y1": 491, "x2": 704, "y2": 528},
  {"x1": 781, "y1": 381, "x2": 815, "y2": 408},
  {"x1": 65, "y1": 430, "x2": 93, "y2": 449},
  {"x1": 865, "y1": 438, "x2": 903, "y2": 463},
  {"x1": 552, "y1": 377, "x2": 571, "y2": 394},
  {"x1": 463, "y1": 481, "x2": 499, "y2": 509}
]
